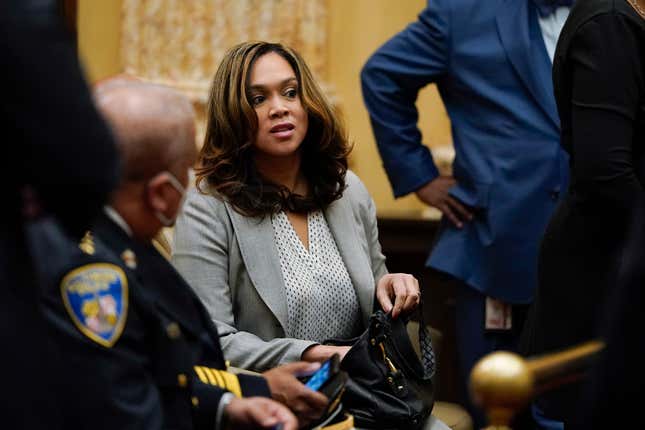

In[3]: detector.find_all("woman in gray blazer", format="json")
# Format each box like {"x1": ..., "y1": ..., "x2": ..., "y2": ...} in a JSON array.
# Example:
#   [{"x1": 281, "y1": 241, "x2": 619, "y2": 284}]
[{"x1": 172, "y1": 41, "x2": 420, "y2": 372}]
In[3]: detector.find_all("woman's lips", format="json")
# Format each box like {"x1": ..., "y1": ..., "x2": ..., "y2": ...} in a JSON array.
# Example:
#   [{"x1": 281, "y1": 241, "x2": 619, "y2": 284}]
[{"x1": 270, "y1": 122, "x2": 295, "y2": 139}]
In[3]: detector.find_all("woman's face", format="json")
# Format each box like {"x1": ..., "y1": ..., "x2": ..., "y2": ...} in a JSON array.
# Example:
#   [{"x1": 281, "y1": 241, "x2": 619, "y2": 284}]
[{"x1": 247, "y1": 52, "x2": 308, "y2": 161}]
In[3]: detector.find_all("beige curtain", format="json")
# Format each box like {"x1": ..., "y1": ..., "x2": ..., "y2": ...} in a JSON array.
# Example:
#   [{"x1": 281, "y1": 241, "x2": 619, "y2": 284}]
[{"x1": 121, "y1": 0, "x2": 331, "y2": 145}]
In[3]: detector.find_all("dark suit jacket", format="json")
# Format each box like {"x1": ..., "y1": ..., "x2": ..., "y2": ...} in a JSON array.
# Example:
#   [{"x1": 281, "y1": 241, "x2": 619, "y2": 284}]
[
  {"x1": 29, "y1": 214, "x2": 269, "y2": 430},
  {"x1": 521, "y1": 0, "x2": 645, "y2": 422},
  {"x1": 577, "y1": 200, "x2": 645, "y2": 429}
]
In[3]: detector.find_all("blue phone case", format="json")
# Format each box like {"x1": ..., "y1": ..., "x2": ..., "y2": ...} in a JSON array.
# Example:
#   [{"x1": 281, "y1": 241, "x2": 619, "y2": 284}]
[{"x1": 305, "y1": 359, "x2": 332, "y2": 391}]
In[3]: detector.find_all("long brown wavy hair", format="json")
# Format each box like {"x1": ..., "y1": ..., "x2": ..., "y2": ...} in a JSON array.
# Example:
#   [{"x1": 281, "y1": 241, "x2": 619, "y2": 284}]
[{"x1": 197, "y1": 41, "x2": 351, "y2": 217}]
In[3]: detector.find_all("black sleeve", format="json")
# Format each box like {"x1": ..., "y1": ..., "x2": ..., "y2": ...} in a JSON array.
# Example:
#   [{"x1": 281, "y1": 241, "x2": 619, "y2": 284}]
[
  {"x1": 568, "y1": 13, "x2": 644, "y2": 211},
  {"x1": 577, "y1": 200, "x2": 645, "y2": 428},
  {"x1": 192, "y1": 365, "x2": 271, "y2": 399},
  {"x1": 28, "y1": 219, "x2": 164, "y2": 429},
  {"x1": 0, "y1": 0, "x2": 120, "y2": 237},
  {"x1": 191, "y1": 366, "x2": 271, "y2": 429}
]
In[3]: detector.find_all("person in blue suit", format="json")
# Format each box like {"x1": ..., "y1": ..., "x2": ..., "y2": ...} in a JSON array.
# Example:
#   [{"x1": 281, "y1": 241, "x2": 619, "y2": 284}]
[{"x1": 361, "y1": 0, "x2": 572, "y2": 425}]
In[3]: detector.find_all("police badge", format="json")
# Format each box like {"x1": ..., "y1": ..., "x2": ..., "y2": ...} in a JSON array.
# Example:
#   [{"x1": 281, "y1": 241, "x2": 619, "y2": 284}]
[{"x1": 60, "y1": 263, "x2": 128, "y2": 347}]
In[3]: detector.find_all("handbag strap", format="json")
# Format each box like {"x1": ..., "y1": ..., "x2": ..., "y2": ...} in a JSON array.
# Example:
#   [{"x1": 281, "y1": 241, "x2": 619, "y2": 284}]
[
  {"x1": 418, "y1": 310, "x2": 436, "y2": 379},
  {"x1": 372, "y1": 309, "x2": 436, "y2": 379}
]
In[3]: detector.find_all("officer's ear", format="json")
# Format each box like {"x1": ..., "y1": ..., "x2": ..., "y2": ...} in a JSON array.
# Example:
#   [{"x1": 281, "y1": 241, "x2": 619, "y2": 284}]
[{"x1": 146, "y1": 172, "x2": 171, "y2": 214}]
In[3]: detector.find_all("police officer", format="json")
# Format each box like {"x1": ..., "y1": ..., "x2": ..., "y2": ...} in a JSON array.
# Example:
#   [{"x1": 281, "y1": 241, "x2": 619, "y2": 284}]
[{"x1": 30, "y1": 80, "x2": 327, "y2": 429}]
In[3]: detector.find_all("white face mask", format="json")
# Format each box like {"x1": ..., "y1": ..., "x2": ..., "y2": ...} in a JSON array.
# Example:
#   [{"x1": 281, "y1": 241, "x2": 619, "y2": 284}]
[{"x1": 154, "y1": 169, "x2": 192, "y2": 227}]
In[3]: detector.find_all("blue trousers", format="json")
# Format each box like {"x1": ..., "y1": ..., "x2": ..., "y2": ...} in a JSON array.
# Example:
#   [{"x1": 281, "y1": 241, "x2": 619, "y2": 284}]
[
  {"x1": 532, "y1": 404, "x2": 565, "y2": 430},
  {"x1": 454, "y1": 281, "x2": 529, "y2": 428}
]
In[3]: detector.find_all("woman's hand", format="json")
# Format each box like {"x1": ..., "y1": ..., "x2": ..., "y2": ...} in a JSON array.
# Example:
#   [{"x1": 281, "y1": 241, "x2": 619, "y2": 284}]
[
  {"x1": 376, "y1": 273, "x2": 420, "y2": 319},
  {"x1": 301, "y1": 345, "x2": 351, "y2": 362}
]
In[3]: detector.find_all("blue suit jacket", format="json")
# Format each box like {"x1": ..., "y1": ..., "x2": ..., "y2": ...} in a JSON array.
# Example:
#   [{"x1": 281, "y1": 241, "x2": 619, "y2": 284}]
[{"x1": 361, "y1": 0, "x2": 569, "y2": 303}]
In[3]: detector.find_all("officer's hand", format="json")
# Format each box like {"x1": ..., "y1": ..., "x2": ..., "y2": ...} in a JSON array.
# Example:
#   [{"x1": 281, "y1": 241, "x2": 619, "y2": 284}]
[
  {"x1": 415, "y1": 176, "x2": 473, "y2": 228},
  {"x1": 263, "y1": 362, "x2": 329, "y2": 427},
  {"x1": 224, "y1": 396, "x2": 297, "y2": 430}
]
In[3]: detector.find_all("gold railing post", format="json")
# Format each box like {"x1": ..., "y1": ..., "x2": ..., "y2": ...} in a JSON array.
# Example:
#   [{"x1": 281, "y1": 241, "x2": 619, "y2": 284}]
[
  {"x1": 469, "y1": 351, "x2": 533, "y2": 429},
  {"x1": 469, "y1": 341, "x2": 604, "y2": 429}
]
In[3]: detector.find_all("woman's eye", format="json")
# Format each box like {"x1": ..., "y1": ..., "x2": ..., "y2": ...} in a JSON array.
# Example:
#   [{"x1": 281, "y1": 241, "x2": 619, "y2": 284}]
[
  {"x1": 250, "y1": 95, "x2": 265, "y2": 105},
  {"x1": 285, "y1": 88, "x2": 298, "y2": 98}
]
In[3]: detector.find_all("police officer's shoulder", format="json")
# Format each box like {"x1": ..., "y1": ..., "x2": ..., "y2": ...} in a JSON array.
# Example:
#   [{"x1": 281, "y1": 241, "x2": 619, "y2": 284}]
[{"x1": 56, "y1": 230, "x2": 130, "y2": 348}]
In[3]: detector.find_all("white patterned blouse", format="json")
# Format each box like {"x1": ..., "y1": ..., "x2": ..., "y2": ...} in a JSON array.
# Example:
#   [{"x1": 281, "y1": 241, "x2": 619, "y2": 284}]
[{"x1": 271, "y1": 210, "x2": 362, "y2": 342}]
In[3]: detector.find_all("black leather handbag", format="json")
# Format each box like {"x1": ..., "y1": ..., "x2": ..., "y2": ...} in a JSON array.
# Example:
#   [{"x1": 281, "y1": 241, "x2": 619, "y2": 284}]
[{"x1": 325, "y1": 310, "x2": 436, "y2": 429}]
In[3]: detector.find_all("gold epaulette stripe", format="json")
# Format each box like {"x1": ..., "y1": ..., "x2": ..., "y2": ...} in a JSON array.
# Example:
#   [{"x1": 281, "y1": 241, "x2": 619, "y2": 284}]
[
  {"x1": 203, "y1": 367, "x2": 220, "y2": 387},
  {"x1": 198, "y1": 366, "x2": 218, "y2": 385},
  {"x1": 194, "y1": 366, "x2": 210, "y2": 384},
  {"x1": 193, "y1": 366, "x2": 242, "y2": 398},
  {"x1": 195, "y1": 365, "x2": 221, "y2": 387},
  {"x1": 218, "y1": 370, "x2": 242, "y2": 398},
  {"x1": 210, "y1": 368, "x2": 225, "y2": 388}
]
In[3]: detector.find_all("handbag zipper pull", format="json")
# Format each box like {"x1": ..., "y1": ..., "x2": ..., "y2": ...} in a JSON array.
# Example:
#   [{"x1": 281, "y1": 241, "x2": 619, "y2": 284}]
[
  {"x1": 379, "y1": 342, "x2": 398, "y2": 374},
  {"x1": 379, "y1": 342, "x2": 408, "y2": 396}
]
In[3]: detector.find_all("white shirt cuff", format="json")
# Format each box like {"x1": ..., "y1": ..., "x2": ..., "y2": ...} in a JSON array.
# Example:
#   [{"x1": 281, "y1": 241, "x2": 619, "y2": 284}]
[{"x1": 215, "y1": 392, "x2": 236, "y2": 430}]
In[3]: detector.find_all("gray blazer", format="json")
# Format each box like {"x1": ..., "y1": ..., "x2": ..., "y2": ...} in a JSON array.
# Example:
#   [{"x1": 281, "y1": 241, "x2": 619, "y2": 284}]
[{"x1": 172, "y1": 171, "x2": 388, "y2": 371}]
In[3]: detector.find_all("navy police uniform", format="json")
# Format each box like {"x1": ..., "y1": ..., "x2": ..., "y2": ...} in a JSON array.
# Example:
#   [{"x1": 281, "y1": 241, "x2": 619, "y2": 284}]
[{"x1": 29, "y1": 213, "x2": 269, "y2": 430}]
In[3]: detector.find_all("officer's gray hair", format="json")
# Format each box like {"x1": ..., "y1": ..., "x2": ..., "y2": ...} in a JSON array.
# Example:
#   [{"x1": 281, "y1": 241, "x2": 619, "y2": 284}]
[{"x1": 94, "y1": 79, "x2": 195, "y2": 182}]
